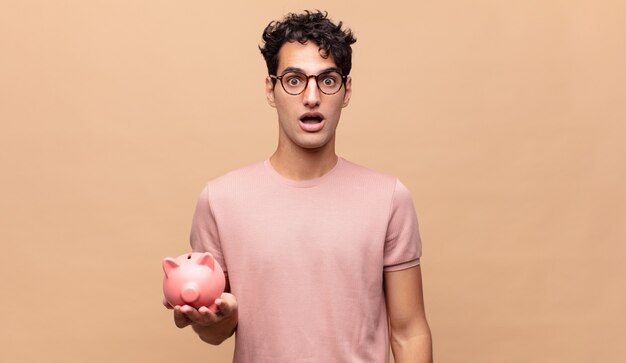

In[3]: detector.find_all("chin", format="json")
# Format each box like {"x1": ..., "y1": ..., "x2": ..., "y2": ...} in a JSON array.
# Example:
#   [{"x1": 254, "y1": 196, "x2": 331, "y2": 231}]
[
  {"x1": 295, "y1": 138, "x2": 331, "y2": 150},
  {"x1": 297, "y1": 143, "x2": 326, "y2": 150}
]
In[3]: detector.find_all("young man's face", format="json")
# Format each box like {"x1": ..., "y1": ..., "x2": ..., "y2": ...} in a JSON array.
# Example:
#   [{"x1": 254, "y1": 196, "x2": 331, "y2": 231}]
[{"x1": 266, "y1": 41, "x2": 352, "y2": 151}]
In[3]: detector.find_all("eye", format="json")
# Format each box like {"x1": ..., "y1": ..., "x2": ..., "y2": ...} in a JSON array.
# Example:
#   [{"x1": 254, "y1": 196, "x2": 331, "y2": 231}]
[
  {"x1": 322, "y1": 77, "x2": 336, "y2": 86},
  {"x1": 287, "y1": 77, "x2": 300, "y2": 86},
  {"x1": 284, "y1": 73, "x2": 305, "y2": 87},
  {"x1": 320, "y1": 73, "x2": 339, "y2": 87}
]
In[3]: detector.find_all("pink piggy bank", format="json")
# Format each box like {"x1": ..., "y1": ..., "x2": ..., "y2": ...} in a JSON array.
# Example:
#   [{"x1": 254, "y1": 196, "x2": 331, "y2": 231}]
[{"x1": 162, "y1": 252, "x2": 225, "y2": 312}]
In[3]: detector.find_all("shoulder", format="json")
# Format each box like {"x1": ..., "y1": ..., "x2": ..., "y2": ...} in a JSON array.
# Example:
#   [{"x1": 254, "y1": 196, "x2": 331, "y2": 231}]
[
  {"x1": 205, "y1": 160, "x2": 266, "y2": 189},
  {"x1": 338, "y1": 158, "x2": 416, "y2": 207},
  {"x1": 192, "y1": 160, "x2": 266, "y2": 206},
  {"x1": 337, "y1": 157, "x2": 405, "y2": 192},
  {"x1": 338, "y1": 158, "x2": 397, "y2": 182}
]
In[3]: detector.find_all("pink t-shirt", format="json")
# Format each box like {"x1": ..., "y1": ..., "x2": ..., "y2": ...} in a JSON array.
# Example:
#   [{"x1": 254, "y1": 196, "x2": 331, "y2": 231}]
[{"x1": 190, "y1": 157, "x2": 422, "y2": 362}]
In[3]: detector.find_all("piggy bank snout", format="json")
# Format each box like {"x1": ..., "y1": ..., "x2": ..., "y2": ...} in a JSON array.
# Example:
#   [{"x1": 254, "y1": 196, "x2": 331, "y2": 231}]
[{"x1": 181, "y1": 282, "x2": 200, "y2": 303}]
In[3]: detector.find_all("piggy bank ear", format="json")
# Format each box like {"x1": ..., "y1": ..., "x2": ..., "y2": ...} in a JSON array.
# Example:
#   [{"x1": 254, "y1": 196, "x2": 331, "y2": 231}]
[
  {"x1": 162, "y1": 258, "x2": 180, "y2": 278},
  {"x1": 197, "y1": 252, "x2": 215, "y2": 270}
]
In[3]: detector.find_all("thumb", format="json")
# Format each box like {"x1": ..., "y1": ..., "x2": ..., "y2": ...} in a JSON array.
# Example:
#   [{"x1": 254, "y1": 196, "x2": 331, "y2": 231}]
[{"x1": 215, "y1": 293, "x2": 238, "y2": 316}]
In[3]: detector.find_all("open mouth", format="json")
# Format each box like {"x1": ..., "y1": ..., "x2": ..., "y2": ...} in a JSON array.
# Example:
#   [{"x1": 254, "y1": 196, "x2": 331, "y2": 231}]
[{"x1": 300, "y1": 115, "x2": 324, "y2": 124}]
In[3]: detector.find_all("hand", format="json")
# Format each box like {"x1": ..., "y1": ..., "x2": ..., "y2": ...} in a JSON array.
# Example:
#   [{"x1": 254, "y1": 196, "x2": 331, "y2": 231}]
[{"x1": 170, "y1": 293, "x2": 238, "y2": 329}]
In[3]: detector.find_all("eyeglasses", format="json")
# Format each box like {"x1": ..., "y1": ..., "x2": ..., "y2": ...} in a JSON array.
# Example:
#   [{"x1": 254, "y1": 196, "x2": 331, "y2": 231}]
[{"x1": 270, "y1": 70, "x2": 347, "y2": 95}]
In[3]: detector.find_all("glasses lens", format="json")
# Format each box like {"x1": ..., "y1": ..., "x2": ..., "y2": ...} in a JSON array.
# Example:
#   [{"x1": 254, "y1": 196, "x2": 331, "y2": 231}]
[
  {"x1": 281, "y1": 72, "x2": 308, "y2": 95},
  {"x1": 279, "y1": 71, "x2": 344, "y2": 95},
  {"x1": 317, "y1": 71, "x2": 343, "y2": 94}
]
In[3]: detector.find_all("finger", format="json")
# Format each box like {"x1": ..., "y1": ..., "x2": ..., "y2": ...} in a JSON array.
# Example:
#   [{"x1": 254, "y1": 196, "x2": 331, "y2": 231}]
[
  {"x1": 207, "y1": 303, "x2": 220, "y2": 314},
  {"x1": 181, "y1": 305, "x2": 219, "y2": 325},
  {"x1": 198, "y1": 306, "x2": 213, "y2": 315},
  {"x1": 213, "y1": 299, "x2": 225, "y2": 315},
  {"x1": 215, "y1": 293, "x2": 238, "y2": 316},
  {"x1": 163, "y1": 298, "x2": 173, "y2": 309},
  {"x1": 173, "y1": 306, "x2": 192, "y2": 329}
]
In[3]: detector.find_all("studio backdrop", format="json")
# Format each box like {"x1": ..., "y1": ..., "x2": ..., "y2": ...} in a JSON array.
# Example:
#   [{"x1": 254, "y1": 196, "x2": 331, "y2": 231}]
[{"x1": 1, "y1": 1, "x2": 624, "y2": 362}]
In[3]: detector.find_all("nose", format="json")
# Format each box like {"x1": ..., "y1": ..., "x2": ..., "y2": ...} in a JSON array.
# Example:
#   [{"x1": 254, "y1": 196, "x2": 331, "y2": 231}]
[{"x1": 302, "y1": 75, "x2": 321, "y2": 107}]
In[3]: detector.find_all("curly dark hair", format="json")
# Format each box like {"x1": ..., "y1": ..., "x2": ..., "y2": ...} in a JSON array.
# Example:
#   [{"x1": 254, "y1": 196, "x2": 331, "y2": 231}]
[{"x1": 259, "y1": 10, "x2": 357, "y2": 81}]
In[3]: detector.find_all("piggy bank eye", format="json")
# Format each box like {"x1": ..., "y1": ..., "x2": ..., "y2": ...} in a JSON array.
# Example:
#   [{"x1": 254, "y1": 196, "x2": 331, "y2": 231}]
[{"x1": 187, "y1": 254, "x2": 192, "y2": 259}]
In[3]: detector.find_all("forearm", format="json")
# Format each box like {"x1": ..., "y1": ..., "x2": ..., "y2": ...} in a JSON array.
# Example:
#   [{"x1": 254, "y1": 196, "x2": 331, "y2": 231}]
[
  {"x1": 191, "y1": 314, "x2": 238, "y2": 345},
  {"x1": 384, "y1": 265, "x2": 432, "y2": 362},
  {"x1": 391, "y1": 330, "x2": 433, "y2": 363}
]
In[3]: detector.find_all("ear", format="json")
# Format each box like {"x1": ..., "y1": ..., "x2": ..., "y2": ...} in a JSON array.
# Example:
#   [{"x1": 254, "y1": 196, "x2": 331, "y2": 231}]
[
  {"x1": 342, "y1": 76, "x2": 352, "y2": 108},
  {"x1": 162, "y1": 258, "x2": 179, "y2": 278},
  {"x1": 197, "y1": 252, "x2": 215, "y2": 270},
  {"x1": 265, "y1": 76, "x2": 276, "y2": 108}
]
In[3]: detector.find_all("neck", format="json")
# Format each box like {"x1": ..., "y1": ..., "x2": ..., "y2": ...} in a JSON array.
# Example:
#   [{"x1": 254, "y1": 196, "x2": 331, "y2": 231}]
[{"x1": 269, "y1": 141, "x2": 338, "y2": 181}]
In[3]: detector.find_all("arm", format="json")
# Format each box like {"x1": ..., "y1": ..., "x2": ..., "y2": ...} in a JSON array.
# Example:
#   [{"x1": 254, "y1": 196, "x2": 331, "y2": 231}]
[
  {"x1": 384, "y1": 265, "x2": 432, "y2": 363},
  {"x1": 177, "y1": 184, "x2": 237, "y2": 344},
  {"x1": 167, "y1": 275, "x2": 238, "y2": 345}
]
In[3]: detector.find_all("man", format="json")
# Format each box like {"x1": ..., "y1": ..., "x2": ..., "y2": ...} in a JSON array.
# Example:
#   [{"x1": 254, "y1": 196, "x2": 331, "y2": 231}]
[{"x1": 167, "y1": 10, "x2": 433, "y2": 362}]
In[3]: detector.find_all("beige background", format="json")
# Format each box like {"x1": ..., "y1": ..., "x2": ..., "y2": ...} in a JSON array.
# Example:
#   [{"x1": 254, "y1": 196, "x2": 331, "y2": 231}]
[{"x1": 1, "y1": 1, "x2": 624, "y2": 362}]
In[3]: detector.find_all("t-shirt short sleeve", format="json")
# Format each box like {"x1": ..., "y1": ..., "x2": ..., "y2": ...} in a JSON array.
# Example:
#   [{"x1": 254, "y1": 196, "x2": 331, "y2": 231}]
[
  {"x1": 189, "y1": 184, "x2": 227, "y2": 272},
  {"x1": 383, "y1": 179, "x2": 422, "y2": 272}
]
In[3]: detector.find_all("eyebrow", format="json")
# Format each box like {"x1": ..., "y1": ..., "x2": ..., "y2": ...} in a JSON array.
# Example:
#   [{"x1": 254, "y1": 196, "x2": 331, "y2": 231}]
[{"x1": 279, "y1": 66, "x2": 341, "y2": 75}]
